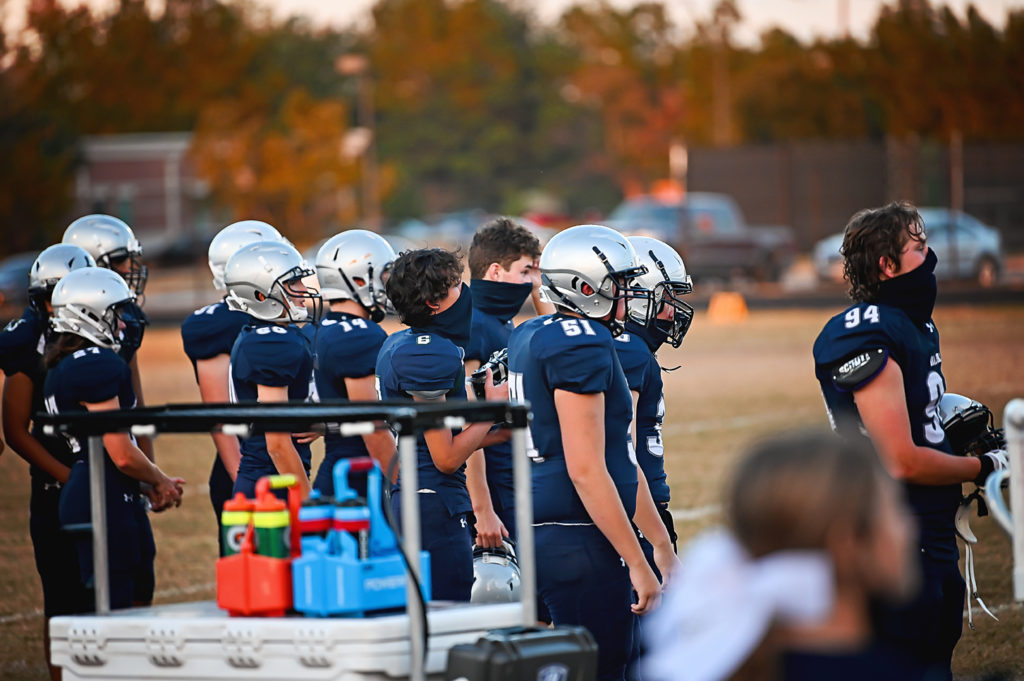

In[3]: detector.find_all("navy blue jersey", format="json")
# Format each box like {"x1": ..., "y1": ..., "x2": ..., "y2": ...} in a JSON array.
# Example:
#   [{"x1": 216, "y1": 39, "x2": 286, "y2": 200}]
[
  {"x1": 1, "y1": 306, "x2": 75, "y2": 478},
  {"x1": 118, "y1": 301, "x2": 148, "y2": 362},
  {"x1": 181, "y1": 300, "x2": 251, "y2": 366},
  {"x1": 43, "y1": 346, "x2": 138, "y2": 491},
  {"x1": 467, "y1": 303, "x2": 517, "y2": 512},
  {"x1": 376, "y1": 328, "x2": 471, "y2": 516},
  {"x1": 229, "y1": 322, "x2": 315, "y2": 481},
  {"x1": 307, "y1": 311, "x2": 388, "y2": 470},
  {"x1": 508, "y1": 313, "x2": 638, "y2": 524},
  {"x1": 0, "y1": 306, "x2": 45, "y2": 378},
  {"x1": 614, "y1": 330, "x2": 670, "y2": 505},
  {"x1": 466, "y1": 307, "x2": 514, "y2": 364},
  {"x1": 813, "y1": 302, "x2": 960, "y2": 551}
]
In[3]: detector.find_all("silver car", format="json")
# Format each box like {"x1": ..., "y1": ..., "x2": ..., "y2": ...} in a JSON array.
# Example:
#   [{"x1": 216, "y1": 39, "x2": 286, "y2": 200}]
[{"x1": 813, "y1": 208, "x2": 1003, "y2": 286}]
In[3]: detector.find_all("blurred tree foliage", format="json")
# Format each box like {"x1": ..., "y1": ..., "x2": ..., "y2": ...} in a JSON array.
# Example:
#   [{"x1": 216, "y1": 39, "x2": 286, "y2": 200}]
[{"x1": 2, "y1": 0, "x2": 1023, "y2": 251}]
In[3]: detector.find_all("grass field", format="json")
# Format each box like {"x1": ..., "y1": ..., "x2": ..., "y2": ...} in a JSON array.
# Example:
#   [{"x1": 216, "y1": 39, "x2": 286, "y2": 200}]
[{"x1": 1, "y1": 303, "x2": 1022, "y2": 680}]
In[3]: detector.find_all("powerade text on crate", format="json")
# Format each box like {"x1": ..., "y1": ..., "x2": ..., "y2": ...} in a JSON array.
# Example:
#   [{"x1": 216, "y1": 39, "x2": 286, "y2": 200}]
[{"x1": 292, "y1": 457, "x2": 431, "y2": 616}]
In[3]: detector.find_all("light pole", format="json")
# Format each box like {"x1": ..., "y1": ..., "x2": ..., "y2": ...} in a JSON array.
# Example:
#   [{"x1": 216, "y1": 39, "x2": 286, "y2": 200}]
[{"x1": 336, "y1": 54, "x2": 381, "y2": 230}]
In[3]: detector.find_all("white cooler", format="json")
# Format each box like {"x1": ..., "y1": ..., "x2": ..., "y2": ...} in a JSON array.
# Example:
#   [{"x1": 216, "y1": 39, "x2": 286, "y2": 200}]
[{"x1": 50, "y1": 600, "x2": 524, "y2": 681}]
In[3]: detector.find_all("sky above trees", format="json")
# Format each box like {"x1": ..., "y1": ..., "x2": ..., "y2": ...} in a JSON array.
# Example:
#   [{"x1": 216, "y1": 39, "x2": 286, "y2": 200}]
[{"x1": 2, "y1": 0, "x2": 1022, "y2": 253}]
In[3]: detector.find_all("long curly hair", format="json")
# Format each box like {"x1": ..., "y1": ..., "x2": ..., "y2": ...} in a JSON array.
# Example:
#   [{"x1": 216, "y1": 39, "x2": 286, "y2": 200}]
[
  {"x1": 385, "y1": 248, "x2": 463, "y2": 327},
  {"x1": 841, "y1": 201, "x2": 925, "y2": 302}
]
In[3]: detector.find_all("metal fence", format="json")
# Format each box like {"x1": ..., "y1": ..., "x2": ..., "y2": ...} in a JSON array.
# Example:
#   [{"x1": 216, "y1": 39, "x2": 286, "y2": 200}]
[{"x1": 689, "y1": 140, "x2": 1024, "y2": 251}]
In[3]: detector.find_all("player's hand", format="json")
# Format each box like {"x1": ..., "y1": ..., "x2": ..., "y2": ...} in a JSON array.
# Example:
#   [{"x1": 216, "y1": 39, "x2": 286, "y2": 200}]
[
  {"x1": 149, "y1": 475, "x2": 185, "y2": 511},
  {"x1": 628, "y1": 561, "x2": 662, "y2": 615},
  {"x1": 293, "y1": 430, "x2": 322, "y2": 445},
  {"x1": 652, "y1": 542, "x2": 681, "y2": 587},
  {"x1": 529, "y1": 258, "x2": 543, "y2": 290},
  {"x1": 482, "y1": 369, "x2": 509, "y2": 402},
  {"x1": 473, "y1": 509, "x2": 508, "y2": 549},
  {"x1": 974, "y1": 448, "x2": 1008, "y2": 486}
]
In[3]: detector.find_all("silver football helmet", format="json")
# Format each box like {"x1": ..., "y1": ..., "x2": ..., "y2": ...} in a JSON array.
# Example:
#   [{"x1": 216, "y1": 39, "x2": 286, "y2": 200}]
[
  {"x1": 50, "y1": 267, "x2": 135, "y2": 351},
  {"x1": 315, "y1": 229, "x2": 396, "y2": 322},
  {"x1": 539, "y1": 224, "x2": 649, "y2": 336},
  {"x1": 628, "y1": 236, "x2": 695, "y2": 348},
  {"x1": 937, "y1": 392, "x2": 1005, "y2": 457},
  {"x1": 62, "y1": 214, "x2": 147, "y2": 295},
  {"x1": 470, "y1": 540, "x2": 522, "y2": 604},
  {"x1": 223, "y1": 240, "x2": 320, "y2": 322},
  {"x1": 28, "y1": 244, "x2": 96, "y2": 311},
  {"x1": 208, "y1": 220, "x2": 284, "y2": 291}
]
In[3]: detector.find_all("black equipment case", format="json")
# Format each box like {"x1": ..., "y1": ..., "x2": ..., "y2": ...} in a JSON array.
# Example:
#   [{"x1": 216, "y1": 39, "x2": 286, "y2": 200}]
[{"x1": 445, "y1": 625, "x2": 598, "y2": 681}]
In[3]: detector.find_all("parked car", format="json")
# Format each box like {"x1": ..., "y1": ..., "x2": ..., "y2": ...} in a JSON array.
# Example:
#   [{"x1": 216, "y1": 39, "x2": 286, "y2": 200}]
[
  {"x1": 0, "y1": 251, "x2": 38, "y2": 322},
  {"x1": 605, "y1": 192, "x2": 796, "y2": 281},
  {"x1": 812, "y1": 208, "x2": 1004, "y2": 286}
]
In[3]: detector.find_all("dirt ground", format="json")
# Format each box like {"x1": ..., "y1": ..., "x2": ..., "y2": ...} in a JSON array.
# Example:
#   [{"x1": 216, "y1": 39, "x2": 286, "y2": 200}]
[{"x1": 0, "y1": 304, "x2": 1022, "y2": 680}]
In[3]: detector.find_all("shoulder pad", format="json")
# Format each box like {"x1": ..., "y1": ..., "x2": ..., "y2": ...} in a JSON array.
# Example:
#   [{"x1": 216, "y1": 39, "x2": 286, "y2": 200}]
[{"x1": 831, "y1": 347, "x2": 888, "y2": 391}]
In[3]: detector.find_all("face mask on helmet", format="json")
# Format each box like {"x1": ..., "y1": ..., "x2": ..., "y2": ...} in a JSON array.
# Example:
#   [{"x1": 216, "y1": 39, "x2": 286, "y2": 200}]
[
  {"x1": 50, "y1": 268, "x2": 136, "y2": 351},
  {"x1": 224, "y1": 242, "x2": 322, "y2": 323},
  {"x1": 470, "y1": 539, "x2": 522, "y2": 605},
  {"x1": 315, "y1": 230, "x2": 396, "y2": 323},
  {"x1": 626, "y1": 236, "x2": 694, "y2": 347},
  {"x1": 263, "y1": 268, "x2": 320, "y2": 323},
  {"x1": 650, "y1": 281, "x2": 695, "y2": 348},
  {"x1": 937, "y1": 393, "x2": 1006, "y2": 457},
  {"x1": 102, "y1": 247, "x2": 148, "y2": 296},
  {"x1": 542, "y1": 247, "x2": 651, "y2": 336}
]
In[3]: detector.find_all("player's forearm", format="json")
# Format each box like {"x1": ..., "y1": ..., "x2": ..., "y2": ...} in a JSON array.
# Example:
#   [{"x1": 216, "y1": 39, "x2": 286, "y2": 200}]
[
  {"x1": 103, "y1": 433, "x2": 166, "y2": 486},
  {"x1": 4, "y1": 426, "x2": 71, "y2": 482},
  {"x1": 3, "y1": 375, "x2": 72, "y2": 481},
  {"x1": 362, "y1": 429, "x2": 397, "y2": 480},
  {"x1": 425, "y1": 422, "x2": 494, "y2": 474},
  {"x1": 633, "y1": 466, "x2": 672, "y2": 551},
  {"x1": 211, "y1": 432, "x2": 241, "y2": 481},
  {"x1": 572, "y1": 466, "x2": 648, "y2": 570},
  {"x1": 265, "y1": 433, "x2": 311, "y2": 496},
  {"x1": 466, "y1": 449, "x2": 495, "y2": 514},
  {"x1": 886, "y1": 444, "x2": 981, "y2": 485}
]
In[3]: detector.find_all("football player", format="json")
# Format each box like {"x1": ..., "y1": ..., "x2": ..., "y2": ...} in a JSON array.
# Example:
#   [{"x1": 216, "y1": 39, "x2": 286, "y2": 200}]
[
  {"x1": 377, "y1": 248, "x2": 507, "y2": 601},
  {"x1": 224, "y1": 240, "x2": 319, "y2": 500},
  {"x1": 618, "y1": 237, "x2": 693, "y2": 679},
  {"x1": 44, "y1": 268, "x2": 184, "y2": 611},
  {"x1": 621, "y1": 236, "x2": 694, "y2": 556},
  {"x1": 463, "y1": 217, "x2": 547, "y2": 547},
  {"x1": 308, "y1": 230, "x2": 397, "y2": 494},
  {"x1": 62, "y1": 215, "x2": 153, "y2": 460},
  {"x1": 507, "y1": 225, "x2": 673, "y2": 681},
  {"x1": 181, "y1": 220, "x2": 283, "y2": 550},
  {"x1": 1, "y1": 244, "x2": 96, "y2": 679},
  {"x1": 812, "y1": 201, "x2": 1006, "y2": 678}
]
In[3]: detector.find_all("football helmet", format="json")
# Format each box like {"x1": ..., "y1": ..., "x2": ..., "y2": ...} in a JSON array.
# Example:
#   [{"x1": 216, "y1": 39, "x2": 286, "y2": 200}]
[
  {"x1": 470, "y1": 539, "x2": 522, "y2": 604},
  {"x1": 628, "y1": 236, "x2": 695, "y2": 348},
  {"x1": 208, "y1": 220, "x2": 284, "y2": 291},
  {"x1": 315, "y1": 229, "x2": 396, "y2": 322},
  {"x1": 62, "y1": 214, "x2": 147, "y2": 295},
  {"x1": 223, "y1": 240, "x2": 320, "y2": 322},
  {"x1": 539, "y1": 224, "x2": 650, "y2": 336},
  {"x1": 937, "y1": 392, "x2": 1005, "y2": 457},
  {"x1": 50, "y1": 267, "x2": 135, "y2": 351},
  {"x1": 28, "y1": 244, "x2": 96, "y2": 311}
]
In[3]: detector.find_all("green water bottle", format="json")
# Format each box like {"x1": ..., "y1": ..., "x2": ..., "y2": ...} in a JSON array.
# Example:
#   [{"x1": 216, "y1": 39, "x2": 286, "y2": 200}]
[{"x1": 253, "y1": 492, "x2": 290, "y2": 559}]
